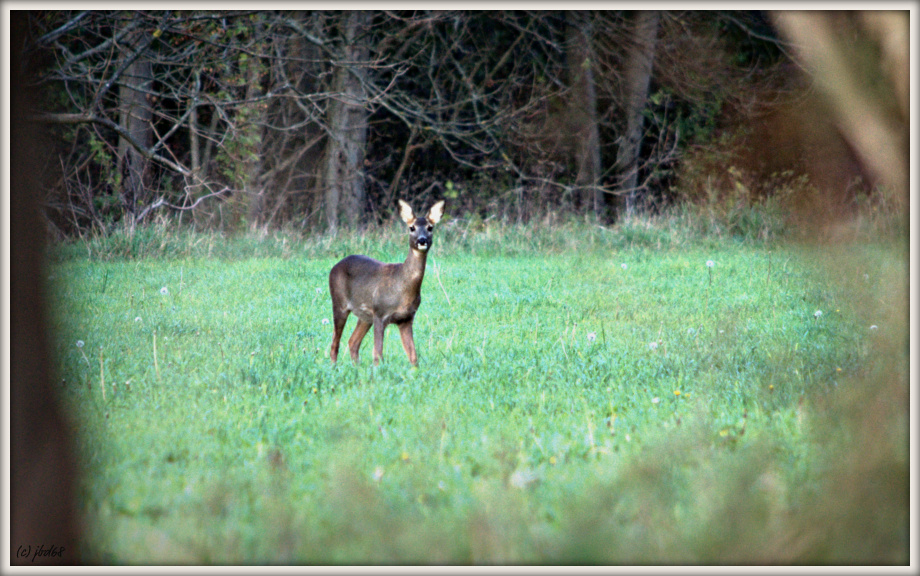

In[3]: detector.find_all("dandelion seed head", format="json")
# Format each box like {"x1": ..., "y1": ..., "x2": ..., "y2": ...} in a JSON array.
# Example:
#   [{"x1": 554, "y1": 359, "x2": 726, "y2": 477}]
[
  {"x1": 648, "y1": 341, "x2": 658, "y2": 350},
  {"x1": 652, "y1": 397, "x2": 660, "y2": 404},
  {"x1": 321, "y1": 318, "x2": 330, "y2": 325},
  {"x1": 134, "y1": 317, "x2": 142, "y2": 323},
  {"x1": 316, "y1": 287, "x2": 323, "y2": 294},
  {"x1": 160, "y1": 286, "x2": 168, "y2": 295},
  {"x1": 372, "y1": 466, "x2": 385, "y2": 482},
  {"x1": 706, "y1": 260, "x2": 714, "y2": 268},
  {"x1": 76, "y1": 340, "x2": 84, "y2": 348},
  {"x1": 621, "y1": 263, "x2": 628, "y2": 270},
  {"x1": 870, "y1": 325, "x2": 879, "y2": 331},
  {"x1": 587, "y1": 332, "x2": 597, "y2": 342},
  {"x1": 814, "y1": 310, "x2": 823, "y2": 318}
]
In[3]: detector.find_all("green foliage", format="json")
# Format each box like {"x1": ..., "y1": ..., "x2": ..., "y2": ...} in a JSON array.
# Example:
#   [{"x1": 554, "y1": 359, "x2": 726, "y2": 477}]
[
  {"x1": 444, "y1": 180, "x2": 459, "y2": 199},
  {"x1": 49, "y1": 217, "x2": 906, "y2": 564},
  {"x1": 86, "y1": 134, "x2": 120, "y2": 189},
  {"x1": 648, "y1": 87, "x2": 722, "y2": 148}
]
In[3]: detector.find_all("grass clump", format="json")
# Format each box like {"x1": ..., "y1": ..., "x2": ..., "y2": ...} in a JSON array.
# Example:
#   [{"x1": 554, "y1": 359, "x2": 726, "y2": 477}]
[{"x1": 48, "y1": 211, "x2": 907, "y2": 564}]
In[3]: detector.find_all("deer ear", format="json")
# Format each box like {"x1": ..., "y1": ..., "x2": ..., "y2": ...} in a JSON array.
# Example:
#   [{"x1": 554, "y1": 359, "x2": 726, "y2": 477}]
[
  {"x1": 427, "y1": 200, "x2": 445, "y2": 225},
  {"x1": 398, "y1": 200, "x2": 415, "y2": 225}
]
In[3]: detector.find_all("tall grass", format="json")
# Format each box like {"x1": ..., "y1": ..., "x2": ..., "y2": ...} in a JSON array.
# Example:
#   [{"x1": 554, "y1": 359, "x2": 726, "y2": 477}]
[
  {"x1": 55, "y1": 189, "x2": 905, "y2": 264},
  {"x1": 51, "y1": 206, "x2": 760, "y2": 264},
  {"x1": 48, "y1": 207, "x2": 908, "y2": 564}
]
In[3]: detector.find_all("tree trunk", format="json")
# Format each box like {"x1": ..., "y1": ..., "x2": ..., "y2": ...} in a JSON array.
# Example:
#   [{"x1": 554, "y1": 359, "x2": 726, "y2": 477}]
[
  {"x1": 323, "y1": 10, "x2": 370, "y2": 234},
  {"x1": 117, "y1": 26, "x2": 153, "y2": 217},
  {"x1": 567, "y1": 12, "x2": 603, "y2": 220},
  {"x1": 243, "y1": 43, "x2": 267, "y2": 230},
  {"x1": 188, "y1": 68, "x2": 205, "y2": 226},
  {"x1": 615, "y1": 10, "x2": 659, "y2": 217}
]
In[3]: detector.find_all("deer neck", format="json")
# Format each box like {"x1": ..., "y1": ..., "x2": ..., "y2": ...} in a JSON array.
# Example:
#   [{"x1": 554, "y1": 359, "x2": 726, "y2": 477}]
[{"x1": 401, "y1": 247, "x2": 428, "y2": 284}]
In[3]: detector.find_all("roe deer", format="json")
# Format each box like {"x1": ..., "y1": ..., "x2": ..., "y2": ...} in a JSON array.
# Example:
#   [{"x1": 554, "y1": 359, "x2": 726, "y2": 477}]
[{"x1": 329, "y1": 199, "x2": 445, "y2": 366}]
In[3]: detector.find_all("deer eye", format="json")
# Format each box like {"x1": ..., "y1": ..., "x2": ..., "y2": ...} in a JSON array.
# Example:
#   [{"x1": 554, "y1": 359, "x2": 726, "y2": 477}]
[
  {"x1": 409, "y1": 225, "x2": 416, "y2": 232},
  {"x1": 426, "y1": 225, "x2": 433, "y2": 232}
]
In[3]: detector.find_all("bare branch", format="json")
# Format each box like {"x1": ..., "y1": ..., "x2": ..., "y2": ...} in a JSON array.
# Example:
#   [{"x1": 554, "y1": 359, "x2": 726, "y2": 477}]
[
  {"x1": 134, "y1": 187, "x2": 230, "y2": 224},
  {"x1": 32, "y1": 11, "x2": 91, "y2": 47},
  {"x1": 32, "y1": 112, "x2": 191, "y2": 176}
]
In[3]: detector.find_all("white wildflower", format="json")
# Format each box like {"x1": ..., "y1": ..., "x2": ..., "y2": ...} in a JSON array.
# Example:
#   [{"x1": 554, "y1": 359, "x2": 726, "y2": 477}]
[{"x1": 509, "y1": 468, "x2": 539, "y2": 490}]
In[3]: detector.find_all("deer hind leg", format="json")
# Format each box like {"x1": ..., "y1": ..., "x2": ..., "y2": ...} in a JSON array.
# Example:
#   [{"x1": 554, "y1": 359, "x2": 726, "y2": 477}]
[
  {"x1": 397, "y1": 322, "x2": 417, "y2": 366},
  {"x1": 330, "y1": 308, "x2": 349, "y2": 364},
  {"x1": 348, "y1": 319, "x2": 372, "y2": 364}
]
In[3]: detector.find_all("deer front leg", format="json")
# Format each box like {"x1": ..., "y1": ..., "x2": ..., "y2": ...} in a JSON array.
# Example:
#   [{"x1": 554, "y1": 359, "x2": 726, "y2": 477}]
[
  {"x1": 348, "y1": 320, "x2": 372, "y2": 364},
  {"x1": 372, "y1": 318, "x2": 387, "y2": 366},
  {"x1": 398, "y1": 322, "x2": 417, "y2": 366}
]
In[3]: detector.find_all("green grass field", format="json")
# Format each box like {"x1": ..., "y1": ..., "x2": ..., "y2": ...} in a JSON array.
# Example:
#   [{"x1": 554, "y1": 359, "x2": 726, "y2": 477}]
[{"x1": 48, "y1": 215, "x2": 908, "y2": 564}]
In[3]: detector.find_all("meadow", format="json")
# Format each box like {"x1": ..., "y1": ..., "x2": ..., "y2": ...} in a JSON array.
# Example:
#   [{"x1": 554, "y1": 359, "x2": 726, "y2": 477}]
[{"x1": 48, "y1": 212, "x2": 908, "y2": 564}]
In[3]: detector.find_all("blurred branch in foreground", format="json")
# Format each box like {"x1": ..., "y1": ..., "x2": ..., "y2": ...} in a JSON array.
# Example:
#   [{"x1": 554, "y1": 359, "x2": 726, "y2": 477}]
[{"x1": 772, "y1": 11, "x2": 909, "y2": 211}]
